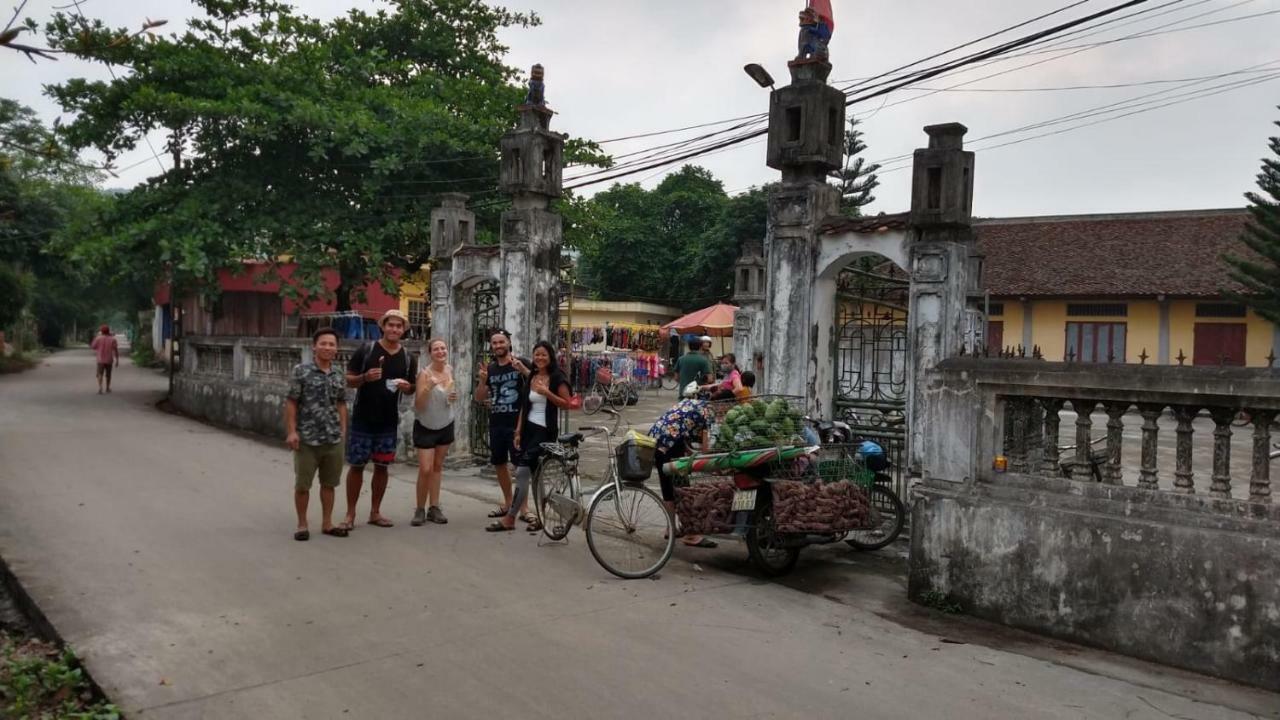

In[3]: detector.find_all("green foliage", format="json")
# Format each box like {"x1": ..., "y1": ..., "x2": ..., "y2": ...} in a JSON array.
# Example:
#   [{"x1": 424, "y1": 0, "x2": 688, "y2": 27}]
[
  {"x1": 0, "y1": 263, "x2": 31, "y2": 330},
  {"x1": 131, "y1": 341, "x2": 159, "y2": 368},
  {"x1": 0, "y1": 352, "x2": 38, "y2": 374},
  {"x1": 834, "y1": 117, "x2": 881, "y2": 217},
  {"x1": 41, "y1": 0, "x2": 604, "y2": 310},
  {"x1": 570, "y1": 166, "x2": 762, "y2": 309},
  {"x1": 1225, "y1": 109, "x2": 1280, "y2": 324},
  {"x1": 1, "y1": 633, "x2": 120, "y2": 719}
]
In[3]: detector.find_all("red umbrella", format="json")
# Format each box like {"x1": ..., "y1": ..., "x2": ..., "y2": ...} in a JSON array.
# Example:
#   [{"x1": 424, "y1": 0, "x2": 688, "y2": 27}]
[{"x1": 661, "y1": 302, "x2": 739, "y2": 338}]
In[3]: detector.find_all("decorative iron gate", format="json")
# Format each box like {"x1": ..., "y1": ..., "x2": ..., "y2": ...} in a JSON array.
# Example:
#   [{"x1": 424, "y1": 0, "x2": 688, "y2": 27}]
[
  {"x1": 834, "y1": 264, "x2": 910, "y2": 498},
  {"x1": 469, "y1": 281, "x2": 501, "y2": 461}
]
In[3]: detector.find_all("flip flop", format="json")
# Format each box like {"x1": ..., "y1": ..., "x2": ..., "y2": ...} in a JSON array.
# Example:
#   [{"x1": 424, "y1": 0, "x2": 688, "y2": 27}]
[
  {"x1": 485, "y1": 521, "x2": 515, "y2": 532},
  {"x1": 682, "y1": 538, "x2": 718, "y2": 549},
  {"x1": 338, "y1": 520, "x2": 355, "y2": 531},
  {"x1": 322, "y1": 527, "x2": 349, "y2": 538},
  {"x1": 368, "y1": 517, "x2": 394, "y2": 528},
  {"x1": 293, "y1": 530, "x2": 310, "y2": 542},
  {"x1": 487, "y1": 507, "x2": 510, "y2": 518},
  {"x1": 526, "y1": 518, "x2": 543, "y2": 532},
  {"x1": 521, "y1": 513, "x2": 538, "y2": 524}
]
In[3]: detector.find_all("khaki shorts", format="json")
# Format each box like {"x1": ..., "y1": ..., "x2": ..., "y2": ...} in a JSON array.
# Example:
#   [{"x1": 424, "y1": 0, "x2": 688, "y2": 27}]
[{"x1": 294, "y1": 442, "x2": 344, "y2": 492}]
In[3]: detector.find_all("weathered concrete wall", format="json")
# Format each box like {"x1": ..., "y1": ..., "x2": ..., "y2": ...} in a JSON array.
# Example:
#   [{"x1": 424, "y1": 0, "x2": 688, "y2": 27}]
[
  {"x1": 910, "y1": 475, "x2": 1280, "y2": 691},
  {"x1": 172, "y1": 337, "x2": 419, "y2": 462}
]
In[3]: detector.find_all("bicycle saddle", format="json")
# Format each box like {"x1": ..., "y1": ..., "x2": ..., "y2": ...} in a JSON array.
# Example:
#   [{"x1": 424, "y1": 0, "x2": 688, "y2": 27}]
[{"x1": 558, "y1": 432, "x2": 585, "y2": 445}]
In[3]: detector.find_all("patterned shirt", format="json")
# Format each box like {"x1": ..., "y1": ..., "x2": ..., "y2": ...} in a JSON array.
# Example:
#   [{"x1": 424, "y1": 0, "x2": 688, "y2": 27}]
[
  {"x1": 288, "y1": 362, "x2": 347, "y2": 446},
  {"x1": 647, "y1": 399, "x2": 715, "y2": 455}
]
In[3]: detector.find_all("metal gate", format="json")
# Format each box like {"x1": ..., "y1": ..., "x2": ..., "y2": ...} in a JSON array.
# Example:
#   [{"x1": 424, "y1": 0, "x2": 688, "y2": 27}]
[
  {"x1": 469, "y1": 280, "x2": 501, "y2": 461},
  {"x1": 834, "y1": 264, "x2": 910, "y2": 498}
]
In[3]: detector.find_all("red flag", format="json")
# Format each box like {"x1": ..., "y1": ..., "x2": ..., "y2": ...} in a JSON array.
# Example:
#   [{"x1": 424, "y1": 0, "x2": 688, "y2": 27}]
[{"x1": 808, "y1": 0, "x2": 835, "y2": 31}]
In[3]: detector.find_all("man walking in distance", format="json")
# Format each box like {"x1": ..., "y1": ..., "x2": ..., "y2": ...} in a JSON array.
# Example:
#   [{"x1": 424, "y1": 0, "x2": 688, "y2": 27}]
[
  {"x1": 286, "y1": 328, "x2": 349, "y2": 541},
  {"x1": 90, "y1": 324, "x2": 119, "y2": 394},
  {"x1": 473, "y1": 331, "x2": 534, "y2": 523},
  {"x1": 341, "y1": 310, "x2": 417, "y2": 530}
]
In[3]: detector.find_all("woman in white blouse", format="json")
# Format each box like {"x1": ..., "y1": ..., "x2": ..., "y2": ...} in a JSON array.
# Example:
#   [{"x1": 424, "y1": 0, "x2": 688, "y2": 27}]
[{"x1": 412, "y1": 338, "x2": 457, "y2": 526}]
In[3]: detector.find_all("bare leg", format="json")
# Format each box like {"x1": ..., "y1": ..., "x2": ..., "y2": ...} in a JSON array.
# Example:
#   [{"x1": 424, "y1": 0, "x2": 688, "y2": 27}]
[
  {"x1": 664, "y1": 499, "x2": 705, "y2": 546},
  {"x1": 295, "y1": 490, "x2": 310, "y2": 531},
  {"x1": 344, "y1": 466, "x2": 364, "y2": 528},
  {"x1": 429, "y1": 445, "x2": 449, "y2": 507},
  {"x1": 369, "y1": 465, "x2": 390, "y2": 522},
  {"x1": 415, "y1": 449, "x2": 435, "y2": 510},
  {"x1": 319, "y1": 486, "x2": 336, "y2": 532}
]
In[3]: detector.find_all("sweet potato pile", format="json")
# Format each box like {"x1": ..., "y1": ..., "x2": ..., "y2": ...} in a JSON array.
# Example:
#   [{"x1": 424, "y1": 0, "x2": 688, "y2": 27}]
[
  {"x1": 674, "y1": 481, "x2": 736, "y2": 536},
  {"x1": 772, "y1": 480, "x2": 871, "y2": 534}
]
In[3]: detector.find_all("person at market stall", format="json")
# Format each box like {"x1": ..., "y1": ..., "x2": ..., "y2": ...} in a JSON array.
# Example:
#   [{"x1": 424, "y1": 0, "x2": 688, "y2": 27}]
[
  {"x1": 674, "y1": 338, "x2": 713, "y2": 399},
  {"x1": 647, "y1": 389, "x2": 719, "y2": 549},
  {"x1": 703, "y1": 353, "x2": 744, "y2": 401},
  {"x1": 486, "y1": 341, "x2": 572, "y2": 533},
  {"x1": 736, "y1": 371, "x2": 756, "y2": 400}
]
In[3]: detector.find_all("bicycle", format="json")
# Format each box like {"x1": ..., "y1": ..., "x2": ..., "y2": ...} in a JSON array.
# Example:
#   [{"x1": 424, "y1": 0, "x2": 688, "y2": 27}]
[
  {"x1": 532, "y1": 408, "x2": 675, "y2": 579},
  {"x1": 582, "y1": 367, "x2": 639, "y2": 415}
]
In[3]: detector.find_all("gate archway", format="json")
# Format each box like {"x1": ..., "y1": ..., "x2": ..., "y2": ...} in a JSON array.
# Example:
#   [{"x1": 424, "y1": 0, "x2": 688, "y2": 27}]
[
  {"x1": 833, "y1": 259, "x2": 910, "y2": 497},
  {"x1": 468, "y1": 279, "x2": 501, "y2": 461}
]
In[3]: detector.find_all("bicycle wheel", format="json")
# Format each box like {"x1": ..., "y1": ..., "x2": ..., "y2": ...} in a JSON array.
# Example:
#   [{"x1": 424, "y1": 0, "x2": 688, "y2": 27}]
[
  {"x1": 846, "y1": 485, "x2": 905, "y2": 551},
  {"x1": 661, "y1": 373, "x2": 679, "y2": 391},
  {"x1": 534, "y1": 456, "x2": 578, "y2": 541},
  {"x1": 582, "y1": 382, "x2": 606, "y2": 415},
  {"x1": 745, "y1": 499, "x2": 800, "y2": 577},
  {"x1": 585, "y1": 483, "x2": 674, "y2": 579}
]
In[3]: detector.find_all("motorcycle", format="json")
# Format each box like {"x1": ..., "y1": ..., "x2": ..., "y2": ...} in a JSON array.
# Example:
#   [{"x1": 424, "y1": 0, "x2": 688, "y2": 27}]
[{"x1": 802, "y1": 415, "x2": 853, "y2": 444}]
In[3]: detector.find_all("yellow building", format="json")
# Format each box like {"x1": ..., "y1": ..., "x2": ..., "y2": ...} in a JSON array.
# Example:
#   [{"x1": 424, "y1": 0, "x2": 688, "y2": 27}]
[
  {"x1": 977, "y1": 209, "x2": 1277, "y2": 367},
  {"x1": 398, "y1": 267, "x2": 431, "y2": 340},
  {"x1": 560, "y1": 297, "x2": 688, "y2": 353}
]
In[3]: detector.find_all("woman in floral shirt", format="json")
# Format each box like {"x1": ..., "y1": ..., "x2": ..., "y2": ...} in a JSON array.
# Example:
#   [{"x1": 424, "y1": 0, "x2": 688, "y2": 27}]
[{"x1": 647, "y1": 397, "x2": 718, "y2": 549}]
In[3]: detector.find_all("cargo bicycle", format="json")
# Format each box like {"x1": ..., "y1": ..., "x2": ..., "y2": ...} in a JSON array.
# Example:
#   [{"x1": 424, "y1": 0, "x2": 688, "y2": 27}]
[{"x1": 532, "y1": 408, "x2": 676, "y2": 579}]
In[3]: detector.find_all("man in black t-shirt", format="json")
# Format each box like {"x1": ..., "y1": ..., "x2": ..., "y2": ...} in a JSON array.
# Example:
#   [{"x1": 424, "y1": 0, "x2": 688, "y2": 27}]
[
  {"x1": 473, "y1": 330, "x2": 532, "y2": 522},
  {"x1": 340, "y1": 310, "x2": 418, "y2": 530}
]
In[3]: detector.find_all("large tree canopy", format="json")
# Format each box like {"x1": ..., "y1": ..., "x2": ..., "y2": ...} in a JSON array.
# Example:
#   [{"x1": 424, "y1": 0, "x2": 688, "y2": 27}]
[{"x1": 43, "y1": 0, "x2": 603, "y2": 309}]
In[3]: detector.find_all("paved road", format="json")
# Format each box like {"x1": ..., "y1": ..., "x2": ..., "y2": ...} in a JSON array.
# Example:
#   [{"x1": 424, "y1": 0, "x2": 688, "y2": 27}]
[{"x1": 1, "y1": 350, "x2": 1276, "y2": 720}]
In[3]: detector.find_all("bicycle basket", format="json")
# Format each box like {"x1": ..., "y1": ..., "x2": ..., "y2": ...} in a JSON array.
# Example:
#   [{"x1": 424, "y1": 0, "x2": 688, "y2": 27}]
[
  {"x1": 615, "y1": 431, "x2": 656, "y2": 482},
  {"x1": 595, "y1": 366, "x2": 613, "y2": 385}
]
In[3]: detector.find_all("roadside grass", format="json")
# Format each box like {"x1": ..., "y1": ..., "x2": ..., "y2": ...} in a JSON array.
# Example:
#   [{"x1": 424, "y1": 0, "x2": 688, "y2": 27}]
[{"x1": 0, "y1": 630, "x2": 120, "y2": 719}]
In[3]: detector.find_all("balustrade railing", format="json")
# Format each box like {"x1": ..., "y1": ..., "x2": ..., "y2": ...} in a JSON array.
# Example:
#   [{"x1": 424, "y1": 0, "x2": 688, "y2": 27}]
[
  {"x1": 927, "y1": 359, "x2": 1280, "y2": 506},
  {"x1": 183, "y1": 336, "x2": 376, "y2": 387}
]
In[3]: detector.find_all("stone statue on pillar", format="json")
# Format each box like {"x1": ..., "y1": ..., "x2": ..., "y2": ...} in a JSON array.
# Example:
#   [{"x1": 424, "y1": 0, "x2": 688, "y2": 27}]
[
  {"x1": 524, "y1": 64, "x2": 546, "y2": 107},
  {"x1": 797, "y1": 6, "x2": 832, "y2": 60}
]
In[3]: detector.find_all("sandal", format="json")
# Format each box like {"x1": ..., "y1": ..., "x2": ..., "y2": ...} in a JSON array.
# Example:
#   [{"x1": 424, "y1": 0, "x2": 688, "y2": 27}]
[
  {"x1": 521, "y1": 513, "x2": 538, "y2": 524},
  {"x1": 682, "y1": 537, "x2": 718, "y2": 549},
  {"x1": 526, "y1": 518, "x2": 543, "y2": 532},
  {"x1": 368, "y1": 516, "x2": 394, "y2": 528},
  {"x1": 322, "y1": 527, "x2": 349, "y2": 538},
  {"x1": 337, "y1": 519, "x2": 355, "y2": 532},
  {"x1": 485, "y1": 521, "x2": 515, "y2": 532},
  {"x1": 293, "y1": 530, "x2": 310, "y2": 542},
  {"x1": 488, "y1": 507, "x2": 510, "y2": 518}
]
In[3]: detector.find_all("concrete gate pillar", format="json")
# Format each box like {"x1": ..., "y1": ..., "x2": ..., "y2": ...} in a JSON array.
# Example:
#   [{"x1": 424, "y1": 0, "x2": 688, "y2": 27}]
[
  {"x1": 429, "y1": 192, "x2": 475, "y2": 344},
  {"x1": 759, "y1": 60, "x2": 846, "y2": 414},
  {"x1": 905, "y1": 123, "x2": 978, "y2": 475},
  {"x1": 498, "y1": 105, "x2": 565, "y2": 354},
  {"x1": 731, "y1": 240, "x2": 768, "y2": 378}
]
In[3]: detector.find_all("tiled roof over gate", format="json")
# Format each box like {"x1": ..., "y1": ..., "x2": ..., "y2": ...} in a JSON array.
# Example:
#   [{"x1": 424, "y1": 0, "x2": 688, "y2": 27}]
[{"x1": 976, "y1": 208, "x2": 1252, "y2": 298}]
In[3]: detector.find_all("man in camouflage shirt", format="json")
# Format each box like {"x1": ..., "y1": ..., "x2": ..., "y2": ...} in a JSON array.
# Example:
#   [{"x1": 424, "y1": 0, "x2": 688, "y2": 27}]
[{"x1": 286, "y1": 327, "x2": 349, "y2": 541}]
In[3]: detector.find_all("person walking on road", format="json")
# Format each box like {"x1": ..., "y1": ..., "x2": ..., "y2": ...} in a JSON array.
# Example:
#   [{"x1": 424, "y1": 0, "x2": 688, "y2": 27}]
[
  {"x1": 90, "y1": 325, "x2": 119, "y2": 394},
  {"x1": 474, "y1": 331, "x2": 535, "y2": 525},
  {"x1": 286, "y1": 328, "x2": 349, "y2": 541},
  {"x1": 341, "y1": 310, "x2": 417, "y2": 530},
  {"x1": 486, "y1": 341, "x2": 572, "y2": 532},
  {"x1": 674, "y1": 338, "x2": 712, "y2": 398},
  {"x1": 411, "y1": 338, "x2": 457, "y2": 527}
]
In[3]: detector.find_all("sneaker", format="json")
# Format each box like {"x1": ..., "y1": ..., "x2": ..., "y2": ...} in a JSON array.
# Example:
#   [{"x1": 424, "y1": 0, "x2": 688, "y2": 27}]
[
  {"x1": 411, "y1": 508, "x2": 427, "y2": 526},
  {"x1": 427, "y1": 506, "x2": 448, "y2": 525}
]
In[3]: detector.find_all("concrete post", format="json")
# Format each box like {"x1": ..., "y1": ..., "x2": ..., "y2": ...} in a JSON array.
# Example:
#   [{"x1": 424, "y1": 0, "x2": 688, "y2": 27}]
[
  {"x1": 906, "y1": 123, "x2": 977, "y2": 475},
  {"x1": 761, "y1": 60, "x2": 846, "y2": 411},
  {"x1": 429, "y1": 192, "x2": 475, "y2": 345},
  {"x1": 498, "y1": 105, "x2": 564, "y2": 354},
  {"x1": 731, "y1": 240, "x2": 768, "y2": 380}
]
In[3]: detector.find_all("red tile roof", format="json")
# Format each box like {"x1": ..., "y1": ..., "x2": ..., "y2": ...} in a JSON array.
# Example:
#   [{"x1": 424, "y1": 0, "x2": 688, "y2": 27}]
[
  {"x1": 975, "y1": 209, "x2": 1252, "y2": 298},
  {"x1": 820, "y1": 212, "x2": 911, "y2": 235}
]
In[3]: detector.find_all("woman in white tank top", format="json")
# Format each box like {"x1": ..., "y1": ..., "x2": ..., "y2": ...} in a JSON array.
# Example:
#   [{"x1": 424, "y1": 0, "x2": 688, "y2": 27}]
[{"x1": 411, "y1": 338, "x2": 457, "y2": 526}]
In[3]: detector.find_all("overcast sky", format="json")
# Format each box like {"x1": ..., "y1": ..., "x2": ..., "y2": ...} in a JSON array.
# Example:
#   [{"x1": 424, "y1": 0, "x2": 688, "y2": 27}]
[{"x1": 5, "y1": 0, "x2": 1279, "y2": 217}]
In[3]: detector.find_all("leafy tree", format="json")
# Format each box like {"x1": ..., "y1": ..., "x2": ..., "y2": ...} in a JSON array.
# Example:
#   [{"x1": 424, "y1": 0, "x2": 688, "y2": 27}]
[
  {"x1": 41, "y1": 0, "x2": 604, "y2": 310},
  {"x1": 1225, "y1": 108, "x2": 1280, "y2": 324},
  {"x1": 833, "y1": 117, "x2": 880, "y2": 217},
  {"x1": 0, "y1": 263, "x2": 30, "y2": 331}
]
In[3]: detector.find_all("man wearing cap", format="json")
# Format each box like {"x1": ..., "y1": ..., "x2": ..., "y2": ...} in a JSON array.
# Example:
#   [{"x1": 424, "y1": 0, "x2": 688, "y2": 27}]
[
  {"x1": 90, "y1": 324, "x2": 119, "y2": 394},
  {"x1": 341, "y1": 309, "x2": 418, "y2": 530}
]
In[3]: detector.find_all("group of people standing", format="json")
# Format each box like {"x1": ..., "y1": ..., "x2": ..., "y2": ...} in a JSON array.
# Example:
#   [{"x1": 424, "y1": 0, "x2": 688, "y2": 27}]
[
  {"x1": 285, "y1": 309, "x2": 454, "y2": 540},
  {"x1": 284, "y1": 309, "x2": 576, "y2": 541}
]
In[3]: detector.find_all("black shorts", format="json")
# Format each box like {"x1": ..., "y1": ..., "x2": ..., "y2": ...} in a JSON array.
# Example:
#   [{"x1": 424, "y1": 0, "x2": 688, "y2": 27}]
[
  {"x1": 515, "y1": 424, "x2": 553, "y2": 471},
  {"x1": 413, "y1": 421, "x2": 455, "y2": 449},
  {"x1": 489, "y1": 421, "x2": 517, "y2": 466}
]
